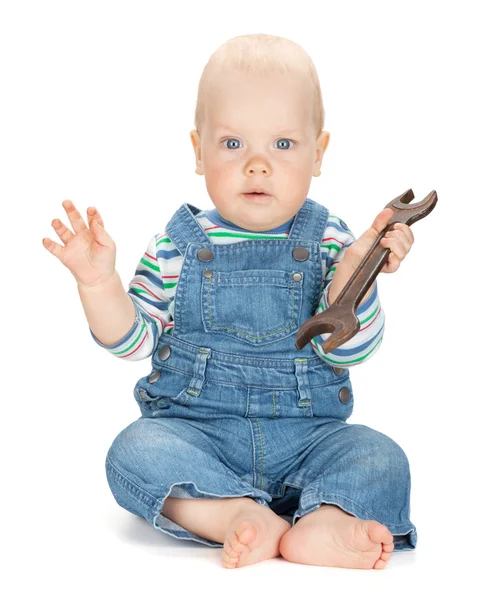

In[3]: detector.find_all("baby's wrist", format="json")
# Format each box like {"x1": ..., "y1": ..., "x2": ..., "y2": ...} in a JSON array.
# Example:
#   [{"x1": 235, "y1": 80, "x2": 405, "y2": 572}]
[{"x1": 77, "y1": 271, "x2": 119, "y2": 293}]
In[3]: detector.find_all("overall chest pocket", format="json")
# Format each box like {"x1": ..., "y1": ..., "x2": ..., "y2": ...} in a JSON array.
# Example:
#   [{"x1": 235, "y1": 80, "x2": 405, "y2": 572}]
[{"x1": 201, "y1": 269, "x2": 304, "y2": 345}]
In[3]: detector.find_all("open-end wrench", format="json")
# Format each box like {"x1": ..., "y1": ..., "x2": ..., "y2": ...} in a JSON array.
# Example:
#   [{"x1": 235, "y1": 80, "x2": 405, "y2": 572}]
[{"x1": 295, "y1": 188, "x2": 438, "y2": 353}]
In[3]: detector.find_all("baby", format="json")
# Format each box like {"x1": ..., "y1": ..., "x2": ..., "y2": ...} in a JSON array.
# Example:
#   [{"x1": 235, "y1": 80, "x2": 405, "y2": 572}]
[{"x1": 43, "y1": 34, "x2": 416, "y2": 570}]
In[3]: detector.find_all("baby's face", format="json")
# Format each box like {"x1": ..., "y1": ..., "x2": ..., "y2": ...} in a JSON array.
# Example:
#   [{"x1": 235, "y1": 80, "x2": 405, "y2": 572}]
[{"x1": 191, "y1": 69, "x2": 329, "y2": 231}]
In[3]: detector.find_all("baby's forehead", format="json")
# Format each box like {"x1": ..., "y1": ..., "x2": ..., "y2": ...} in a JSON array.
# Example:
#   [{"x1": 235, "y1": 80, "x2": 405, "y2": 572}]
[
  {"x1": 204, "y1": 73, "x2": 314, "y2": 126},
  {"x1": 207, "y1": 65, "x2": 310, "y2": 93},
  {"x1": 201, "y1": 69, "x2": 314, "y2": 135}
]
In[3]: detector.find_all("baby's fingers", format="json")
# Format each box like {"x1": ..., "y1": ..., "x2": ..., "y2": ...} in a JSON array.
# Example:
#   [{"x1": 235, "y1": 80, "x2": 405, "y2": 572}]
[
  {"x1": 381, "y1": 233, "x2": 407, "y2": 260},
  {"x1": 62, "y1": 200, "x2": 88, "y2": 234},
  {"x1": 382, "y1": 251, "x2": 401, "y2": 273},
  {"x1": 393, "y1": 222, "x2": 414, "y2": 246},
  {"x1": 51, "y1": 217, "x2": 74, "y2": 244},
  {"x1": 42, "y1": 237, "x2": 64, "y2": 261},
  {"x1": 87, "y1": 206, "x2": 104, "y2": 228}
]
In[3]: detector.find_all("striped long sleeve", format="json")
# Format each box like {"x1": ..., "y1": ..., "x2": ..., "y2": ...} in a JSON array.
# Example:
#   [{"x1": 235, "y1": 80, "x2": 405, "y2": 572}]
[
  {"x1": 91, "y1": 209, "x2": 384, "y2": 365},
  {"x1": 310, "y1": 216, "x2": 385, "y2": 367},
  {"x1": 91, "y1": 233, "x2": 175, "y2": 360}
]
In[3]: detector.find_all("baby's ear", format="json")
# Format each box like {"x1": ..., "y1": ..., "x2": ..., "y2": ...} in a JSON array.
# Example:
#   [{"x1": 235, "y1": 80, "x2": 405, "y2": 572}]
[
  {"x1": 190, "y1": 130, "x2": 204, "y2": 175},
  {"x1": 313, "y1": 130, "x2": 330, "y2": 176}
]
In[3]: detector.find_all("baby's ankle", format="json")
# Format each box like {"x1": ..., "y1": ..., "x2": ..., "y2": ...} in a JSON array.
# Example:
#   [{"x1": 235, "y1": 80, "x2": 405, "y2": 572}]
[{"x1": 162, "y1": 496, "x2": 258, "y2": 543}]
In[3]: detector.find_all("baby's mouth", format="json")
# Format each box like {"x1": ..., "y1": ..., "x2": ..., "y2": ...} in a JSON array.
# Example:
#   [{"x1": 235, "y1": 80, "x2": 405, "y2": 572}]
[{"x1": 242, "y1": 192, "x2": 272, "y2": 202}]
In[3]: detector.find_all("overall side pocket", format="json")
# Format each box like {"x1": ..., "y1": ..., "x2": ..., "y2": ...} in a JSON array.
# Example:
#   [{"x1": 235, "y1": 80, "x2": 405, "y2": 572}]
[{"x1": 134, "y1": 368, "x2": 194, "y2": 414}]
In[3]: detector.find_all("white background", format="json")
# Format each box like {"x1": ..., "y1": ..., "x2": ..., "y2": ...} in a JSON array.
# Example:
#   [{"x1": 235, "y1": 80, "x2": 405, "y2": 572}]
[{"x1": 1, "y1": 0, "x2": 492, "y2": 598}]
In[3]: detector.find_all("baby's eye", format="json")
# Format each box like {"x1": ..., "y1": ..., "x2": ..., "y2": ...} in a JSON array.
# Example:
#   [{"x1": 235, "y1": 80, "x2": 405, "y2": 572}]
[
  {"x1": 275, "y1": 138, "x2": 294, "y2": 149},
  {"x1": 223, "y1": 138, "x2": 242, "y2": 150}
]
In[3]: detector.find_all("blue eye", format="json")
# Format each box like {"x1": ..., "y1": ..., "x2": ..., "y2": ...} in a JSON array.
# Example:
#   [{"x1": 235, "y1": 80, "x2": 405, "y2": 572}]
[
  {"x1": 276, "y1": 138, "x2": 293, "y2": 149},
  {"x1": 223, "y1": 138, "x2": 242, "y2": 149}
]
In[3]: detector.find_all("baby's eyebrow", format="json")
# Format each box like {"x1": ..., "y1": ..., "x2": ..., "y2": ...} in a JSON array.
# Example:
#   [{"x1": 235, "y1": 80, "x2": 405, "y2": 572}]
[{"x1": 215, "y1": 125, "x2": 300, "y2": 135}]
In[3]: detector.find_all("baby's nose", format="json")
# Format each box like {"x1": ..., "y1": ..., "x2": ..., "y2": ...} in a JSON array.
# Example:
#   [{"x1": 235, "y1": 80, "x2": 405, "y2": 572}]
[{"x1": 244, "y1": 156, "x2": 272, "y2": 176}]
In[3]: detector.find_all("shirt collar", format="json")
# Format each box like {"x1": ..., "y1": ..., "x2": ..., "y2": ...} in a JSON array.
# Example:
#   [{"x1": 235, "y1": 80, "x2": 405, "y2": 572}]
[{"x1": 205, "y1": 208, "x2": 294, "y2": 234}]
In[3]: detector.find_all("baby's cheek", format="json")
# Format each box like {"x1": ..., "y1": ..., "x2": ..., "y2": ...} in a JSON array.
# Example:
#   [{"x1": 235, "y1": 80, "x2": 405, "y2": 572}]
[
  {"x1": 205, "y1": 152, "x2": 235, "y2": 173},
  {"x1": 278, "y1": 162, "x2": 311, "y2": 193},
  {"x1": 204, "y1": 162, "x2": 237, "y2": 200}
]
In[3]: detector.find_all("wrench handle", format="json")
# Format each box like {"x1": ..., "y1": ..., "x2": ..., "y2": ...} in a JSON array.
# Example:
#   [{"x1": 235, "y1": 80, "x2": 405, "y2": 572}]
[{"x1": 333, "y1": 225, "x2": 392, "y2": 311}]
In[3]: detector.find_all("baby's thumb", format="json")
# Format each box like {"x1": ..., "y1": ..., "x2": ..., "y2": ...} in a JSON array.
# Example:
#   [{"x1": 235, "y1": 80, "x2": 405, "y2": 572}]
[
  {"x1": 367, "y1": 208, "x2": 395, "y2": 240},
  {"x1": 90, "y1": 217, "x2": 113, "y2": 246}
]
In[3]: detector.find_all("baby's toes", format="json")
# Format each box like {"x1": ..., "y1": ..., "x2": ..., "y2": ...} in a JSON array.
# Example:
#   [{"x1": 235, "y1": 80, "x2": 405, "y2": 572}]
[
  {"x1": 223, "y1": 532, "x2": 245, "y2": 558},
  {"x1": 374, "y1": 549, "x2": 393, "y2": 568},
  {"x1": 222, "y1": 551, "x2": 240, "y2": 569},
  {"x1": 222, "y1": 536, "x2": 241, "y2": 565},
  {"x1": 367, "y1": 521, "x2": 394, "y2": 546},
  {"x1": 222, "y1": 523, "x2": 256, "y2": 568},
  {"x1": 373, "y1": 541, "x2": 394, "y2": 569}
]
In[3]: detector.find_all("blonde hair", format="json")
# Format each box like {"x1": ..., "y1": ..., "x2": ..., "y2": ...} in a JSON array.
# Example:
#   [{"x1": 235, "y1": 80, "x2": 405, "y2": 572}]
[{"x1": 194, "y1": 33, "x2": 325, "y2": 137}]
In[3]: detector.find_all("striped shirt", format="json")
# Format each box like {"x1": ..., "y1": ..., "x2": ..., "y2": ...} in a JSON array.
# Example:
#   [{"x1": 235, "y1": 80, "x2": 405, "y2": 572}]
[{"x1": 92, "y1": 207, "x2": 385, "y2": 367}]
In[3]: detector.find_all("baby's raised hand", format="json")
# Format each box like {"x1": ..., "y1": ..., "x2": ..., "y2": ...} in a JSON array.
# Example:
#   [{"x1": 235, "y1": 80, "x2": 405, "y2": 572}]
[
  {"x1": 345, "y1": 208, "x2": 414, "y2": 274},
  {"x1": 42, "y1": 200, "x2": 116, "y2": 287}
]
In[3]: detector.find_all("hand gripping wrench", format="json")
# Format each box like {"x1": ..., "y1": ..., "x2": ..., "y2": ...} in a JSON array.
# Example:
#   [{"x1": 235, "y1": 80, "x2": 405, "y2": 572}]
[{"x1": 294, "y1": 189, "x2": 438, "y2": 353}]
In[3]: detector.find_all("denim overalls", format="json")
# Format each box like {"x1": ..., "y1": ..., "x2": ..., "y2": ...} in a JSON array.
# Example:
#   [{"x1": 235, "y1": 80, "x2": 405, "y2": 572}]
[{"x1": 106, "y1": 198, "x2": 417, "y2": 551}]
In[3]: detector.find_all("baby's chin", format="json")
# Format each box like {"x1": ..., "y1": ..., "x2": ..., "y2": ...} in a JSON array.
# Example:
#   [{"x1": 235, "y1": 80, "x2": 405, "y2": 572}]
[
  {"x1": 234, "y1": 213, "x2": 286, "y2": 232},
  {"x1": 219, "y1": 199, "x2": 290, "y2": 231}
]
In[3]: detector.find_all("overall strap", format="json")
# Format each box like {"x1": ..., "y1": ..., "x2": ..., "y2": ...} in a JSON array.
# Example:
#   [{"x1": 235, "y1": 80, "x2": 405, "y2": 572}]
[
  {"x1": 288, "y1": 197, "x2": 329, "y2": 243},
  {"x1": 165, "y1": 203, "x2": 211, "y2": 255}
]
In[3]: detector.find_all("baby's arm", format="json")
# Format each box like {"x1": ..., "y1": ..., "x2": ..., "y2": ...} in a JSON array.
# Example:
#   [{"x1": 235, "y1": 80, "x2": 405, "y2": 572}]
[
  {"x1": 90, "y1": 233, "x2": 174, "y2": 360},
  {"x1": 311, "y1": 215, "x2": 385, "y2": 367},
  {"x1": 79, "y1": 272, "x2": 137, "y2": 346},
  {"x1": 43, "y1": 201, "x2": 172, "y2": 360}
]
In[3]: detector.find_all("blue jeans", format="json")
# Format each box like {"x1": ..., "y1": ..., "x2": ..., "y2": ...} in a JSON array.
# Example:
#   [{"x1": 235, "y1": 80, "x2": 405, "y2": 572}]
[{"x1": 106, "y1": 340, "x2": 416, "y2": 550}]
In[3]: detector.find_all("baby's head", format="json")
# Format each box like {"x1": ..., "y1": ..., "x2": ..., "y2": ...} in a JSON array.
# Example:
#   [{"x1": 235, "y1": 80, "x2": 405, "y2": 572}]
[{"x1": 190, "y1": 34, "x2": 330, "y2": 232}]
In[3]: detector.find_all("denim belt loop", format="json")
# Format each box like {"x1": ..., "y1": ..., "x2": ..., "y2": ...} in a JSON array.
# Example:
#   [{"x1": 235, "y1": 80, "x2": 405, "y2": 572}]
[
  {"x1": 294, "y1": 358, "x2": 312, "y2": 408},
  {"x1": 186, "y1": 347, "x2": 211, "y2": 396}
]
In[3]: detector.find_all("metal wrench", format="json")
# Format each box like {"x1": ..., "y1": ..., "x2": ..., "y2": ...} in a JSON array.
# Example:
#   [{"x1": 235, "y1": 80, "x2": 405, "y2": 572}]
[{"x1": 294, "y1": 188, "x2": 438, "y2": 352}]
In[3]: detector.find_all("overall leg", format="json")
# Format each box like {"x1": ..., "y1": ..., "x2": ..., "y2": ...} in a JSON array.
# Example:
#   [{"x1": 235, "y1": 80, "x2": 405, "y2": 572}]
[
  {"x1": 278, "y1": 421, "x2": 416, "y2": 568},
  {"x1": 105, "y1": 416, "x2": 273, "y2": 547}
]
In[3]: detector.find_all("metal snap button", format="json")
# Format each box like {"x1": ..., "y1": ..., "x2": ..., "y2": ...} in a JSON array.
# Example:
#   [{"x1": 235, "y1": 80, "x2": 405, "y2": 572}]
[
  {"x1": 338, "y1": 387, "x2": 351, "y2": 403},
  {"x1": 292, "y1": 247, "x2": 309, "y2": 261},
  {"x1": 148, "y1": 371, "x2": 161, "y2": 384},
  {"x1": 158, "y1": 345, "x2": 171, "y2": 361},
  {"x1": 204, "y1": 269, "x2": 213, "y2": 278},
  {"x1": 293, "y1": 272, "x2": 302, "y2": 282},
  {"x1": 197, "y1": 248, "x2": 214, "y2": 262},
  {"x1": 333, "y1": 367, "x2": 345, "y2": 376}
]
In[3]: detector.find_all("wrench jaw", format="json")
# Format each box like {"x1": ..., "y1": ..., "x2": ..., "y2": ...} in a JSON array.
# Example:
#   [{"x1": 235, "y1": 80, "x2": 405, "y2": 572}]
[
  {"x1": 294, "y1": 307, "x2": 360, "y2": 353},
  {"x1": 319, "y1": 315, "x2": 360, "y2": 353},
  {"x1": 294, "y1": 315, "x2": 334, "y2": 350},
  {"x1": 387, "y1": 190, "x2": 438, "y2": 226},
  {"x1": 389, "y1": 188, "x2": 415, "y2": 208}
]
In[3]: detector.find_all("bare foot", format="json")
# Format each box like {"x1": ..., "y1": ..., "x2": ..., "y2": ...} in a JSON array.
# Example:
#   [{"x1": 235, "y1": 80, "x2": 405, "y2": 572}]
[
  {"x1": 279, "y1": 504, "x2": 394, "y2": 570},
  {"x1": 222, "y1": 503, "x2": 291, "y2": 569}
]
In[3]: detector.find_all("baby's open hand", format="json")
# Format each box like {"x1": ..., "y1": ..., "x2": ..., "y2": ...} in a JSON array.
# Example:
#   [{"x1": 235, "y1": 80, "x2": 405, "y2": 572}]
[
  {"x1": 346, "y1": 208, "x2": 414, "y2": 274},
  {"x1": 42, "y1": 200, "x2": 117, "y2": 287}
]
